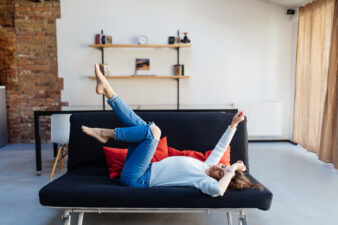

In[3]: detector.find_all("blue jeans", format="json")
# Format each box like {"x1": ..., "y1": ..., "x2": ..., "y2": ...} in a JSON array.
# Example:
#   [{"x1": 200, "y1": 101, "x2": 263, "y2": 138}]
[{"x1": 107, "y1": 95, "x2": 159, "y2": 188}]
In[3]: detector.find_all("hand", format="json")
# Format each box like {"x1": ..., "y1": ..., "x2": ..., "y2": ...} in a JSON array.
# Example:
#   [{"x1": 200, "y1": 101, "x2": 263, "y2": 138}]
[
  {"x1": 233, "y1": 160, "x2": 246, "y2": 172},
  {"x1": 230, "y1": 111, "x2": 245, "y2": 129}
]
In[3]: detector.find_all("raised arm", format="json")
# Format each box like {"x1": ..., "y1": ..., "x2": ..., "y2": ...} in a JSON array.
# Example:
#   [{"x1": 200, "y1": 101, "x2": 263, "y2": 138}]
[
  {"x1": 202, "y1": 160, "x2": 247, "y2": 197},
  {"x1": 217, "y1": 161, "x2": 246, "y2": 195},
  {"x1": 204, "y1": 111, "x2": 245, "y2": 167}
]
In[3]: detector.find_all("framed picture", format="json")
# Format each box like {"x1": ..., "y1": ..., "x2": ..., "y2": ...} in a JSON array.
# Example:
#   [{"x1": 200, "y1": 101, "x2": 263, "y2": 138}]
[
  {"x1": 135, "y1": 58, "x2": 150, "y2": 75},
  {"x1": 106, "y1": 36, "x2": 112, "y2": 44}
]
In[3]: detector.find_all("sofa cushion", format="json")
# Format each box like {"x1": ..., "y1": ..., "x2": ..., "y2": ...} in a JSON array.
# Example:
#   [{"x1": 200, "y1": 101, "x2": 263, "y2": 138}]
[
  {"x1": 39, "y1": 167, "x2": 272, "y2": 210},
  {"x1": 102, "y1": 137, "x2": 231, "y2": 178}
]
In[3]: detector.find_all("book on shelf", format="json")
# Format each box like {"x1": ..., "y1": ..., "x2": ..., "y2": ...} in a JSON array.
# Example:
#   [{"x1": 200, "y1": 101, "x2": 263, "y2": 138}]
[{"x1": 135, "y1": 58, "x2": 151, "y2": 75}]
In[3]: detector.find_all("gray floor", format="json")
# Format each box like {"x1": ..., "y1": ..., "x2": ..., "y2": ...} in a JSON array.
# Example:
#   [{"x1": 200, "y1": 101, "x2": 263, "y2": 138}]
[{"x1": 0, "y1": 142, "x2": 337, "y2": 225}]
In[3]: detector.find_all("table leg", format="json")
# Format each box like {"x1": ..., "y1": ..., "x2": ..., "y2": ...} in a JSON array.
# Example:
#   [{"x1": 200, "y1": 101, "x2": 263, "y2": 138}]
[
  {"x1": 53, "y1": 143, "x2": 58, "y2": 157},
  {"x1": 34, "y1": 112, "x2": 42, "y2": 176}
]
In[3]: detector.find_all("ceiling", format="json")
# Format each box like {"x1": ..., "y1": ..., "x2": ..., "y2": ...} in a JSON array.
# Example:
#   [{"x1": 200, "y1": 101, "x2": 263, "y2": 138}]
[{"x1": 259, "y1": 0, "x2": 313, "y2": 8}]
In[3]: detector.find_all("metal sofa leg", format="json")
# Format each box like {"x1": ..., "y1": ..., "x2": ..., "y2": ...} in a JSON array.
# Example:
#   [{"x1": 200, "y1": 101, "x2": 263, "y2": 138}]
[
  {"x1": 77, "y1": 212, "x2": 84, "y2": 225},
  {"x1": 62, "y1": 209, "x2": 71, "y2": 225},
  {"x1": 238, "y1": 210, "x2": 247, "y2": 225},
  {"x1": 226, "y1": 211, "x2": 233, "y2": 225}
]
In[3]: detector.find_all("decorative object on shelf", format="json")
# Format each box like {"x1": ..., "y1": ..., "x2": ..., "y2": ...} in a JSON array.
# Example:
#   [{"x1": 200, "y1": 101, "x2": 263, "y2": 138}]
[
  {"x1": 135, "y1": 58, "x2": 150, "y2": 75},
  {"x1": 95, "y1": 30, "x2": 113, "y2": 45},
  {"x1": 99, "y1": 64, "x2": 111, "y2": 76},
  {"x1": 168, "y1": 36, "x2": 175, "y2": 44},
  {"x1": 181, "y1": 32, "x2": 191, "y2": 43},
  {"x1": 181, "y1": 64, "x2": 185, "y2": 75},
  {"x1": 95, "y1": 33, "x2": 101, "y2": 44},
  {"x1": 174, "y1": 64, "x2": 182, "y2": 75},
  {"x1": 176, "y1": 30, "x2": 181, "y2": 43},
  {"x1": 101, "y1": 30, "x2": 106, "y2": 45},
  {"x1": 138, "y1": 35, "x2": 148, "y2": 45},
  {"x1": 106, "y1": 35, "x2": 112, "y2": 44}
]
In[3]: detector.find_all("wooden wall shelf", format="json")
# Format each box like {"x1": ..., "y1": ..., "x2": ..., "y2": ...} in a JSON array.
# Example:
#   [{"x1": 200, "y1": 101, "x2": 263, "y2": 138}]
[
  {"x1": 89, "y1": 75, "x2": 190, "y2": 79},
  {"x1": 89, "y1": 42, "x2": 191, "y2": 110},
  {"x1": 89, "y1": 44, "x2": 192, "y2": 48}
]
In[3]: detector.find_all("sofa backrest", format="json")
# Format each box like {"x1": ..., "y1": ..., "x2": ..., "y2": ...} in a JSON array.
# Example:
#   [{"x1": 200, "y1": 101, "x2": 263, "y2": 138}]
[{"x1": 67, "y1": 110, "x2": 249, "y2": 171}]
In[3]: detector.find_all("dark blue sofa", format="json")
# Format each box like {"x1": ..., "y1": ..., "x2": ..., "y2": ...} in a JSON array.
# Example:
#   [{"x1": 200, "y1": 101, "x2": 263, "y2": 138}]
[{"x1": 39, "y1": 110, "x2": 273, "y2": 225}]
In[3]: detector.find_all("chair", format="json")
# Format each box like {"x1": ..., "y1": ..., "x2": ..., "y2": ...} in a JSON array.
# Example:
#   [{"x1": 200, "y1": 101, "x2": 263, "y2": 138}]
[{"x1": 49, "y1": 114, "x2": 71, "y2": 181}]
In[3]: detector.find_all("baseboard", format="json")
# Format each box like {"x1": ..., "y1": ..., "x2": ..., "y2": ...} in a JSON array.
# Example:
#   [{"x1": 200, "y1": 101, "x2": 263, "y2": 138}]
[{"x1": 248, "y1": 140, "x2": 298, "y2": 145}]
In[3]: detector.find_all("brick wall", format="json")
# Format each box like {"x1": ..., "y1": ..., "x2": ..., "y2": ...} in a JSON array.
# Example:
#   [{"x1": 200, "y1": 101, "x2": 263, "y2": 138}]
[{"x1": 0, "y1": 0, "x2": 66, "y2": 143}]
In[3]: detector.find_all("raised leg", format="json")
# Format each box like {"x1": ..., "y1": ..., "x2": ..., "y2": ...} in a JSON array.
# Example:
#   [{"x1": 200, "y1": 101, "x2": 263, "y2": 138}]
[
  {"x1": 81, "y1": 124, "x2": 155, "y2": 143},
  {"x1": 81, "y1": 126, "x2": 115, "y2": 143},
  {"x1": 94, "y1": 63, "x2": 116, "y2": 99},
  {"x1": 107, "y1": 95, "x2": 147, "y2": 127},
  {"x1": 94, "y1": 63, "x2": 146, "y2": 127},
  {"x1": 120, "y1": 124, "x2": 161, "y2": 187},
  {"x1": 114, "y1": 124, "x2": 157, "y2": 143}
]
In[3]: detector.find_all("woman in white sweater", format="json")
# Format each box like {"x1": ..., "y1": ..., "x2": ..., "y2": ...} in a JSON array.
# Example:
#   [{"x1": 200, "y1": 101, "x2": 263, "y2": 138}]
[{"x1": 82, "y1": 64, "x2": 263, "y2": 197}]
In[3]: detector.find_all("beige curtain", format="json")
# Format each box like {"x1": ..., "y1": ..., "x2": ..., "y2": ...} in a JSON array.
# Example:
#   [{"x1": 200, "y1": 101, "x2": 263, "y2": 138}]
[
  {"x1": 293, "y1": 0, "x2": 337, "y2": 168},
  {"x1": 319, "y1": 0, "x2": 338, "y2": 168}
]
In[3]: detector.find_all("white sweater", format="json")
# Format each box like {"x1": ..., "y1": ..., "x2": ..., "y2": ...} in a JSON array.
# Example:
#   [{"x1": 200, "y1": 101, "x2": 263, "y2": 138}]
[{"x1": 149, "y1": 126, "x2": 236, "y2": 197}]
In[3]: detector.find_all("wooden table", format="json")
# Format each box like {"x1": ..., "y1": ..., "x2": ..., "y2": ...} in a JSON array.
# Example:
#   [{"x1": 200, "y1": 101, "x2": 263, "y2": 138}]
[{"x1": 34, "y1": 110, "x2": 105, "y2": 175}]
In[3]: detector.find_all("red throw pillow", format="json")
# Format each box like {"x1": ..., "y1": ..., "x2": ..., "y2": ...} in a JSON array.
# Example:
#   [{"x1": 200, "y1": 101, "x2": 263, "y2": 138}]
[
  {"x1": 167, "y1": 146, "x2": 231, "y2": 166},
  {"x1": 103, "y1": 136, "x2": 169, "y2": 178},
  {"x1": 103, "y1": 137, "x2": 231, "y2": 178}
]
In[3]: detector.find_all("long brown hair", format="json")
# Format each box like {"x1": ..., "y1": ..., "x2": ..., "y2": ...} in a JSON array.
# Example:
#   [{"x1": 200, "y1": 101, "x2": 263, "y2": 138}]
[{"x1": 228, "y1": 171, "x2": 264, "y2": 191}]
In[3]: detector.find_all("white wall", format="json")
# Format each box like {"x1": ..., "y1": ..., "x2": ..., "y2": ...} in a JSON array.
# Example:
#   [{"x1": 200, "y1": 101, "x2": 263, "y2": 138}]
[{"x1": 57, "y1": 0, "x2": 296, "y2": 140}]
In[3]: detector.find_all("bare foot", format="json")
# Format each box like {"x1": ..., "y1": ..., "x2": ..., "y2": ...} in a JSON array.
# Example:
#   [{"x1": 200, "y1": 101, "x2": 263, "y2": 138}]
[
  {"x1": 82, "y1": 125, "x2": 109, "y2": 143},
  {"x1": 94, "y1": 64, "x2": 114, "y2": 98}
]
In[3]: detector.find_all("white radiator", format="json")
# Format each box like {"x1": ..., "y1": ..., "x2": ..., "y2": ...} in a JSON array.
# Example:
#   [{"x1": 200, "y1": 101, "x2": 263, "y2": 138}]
[{"x1": 234, "y1": 103, "x2": 283, "y2": 137}]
